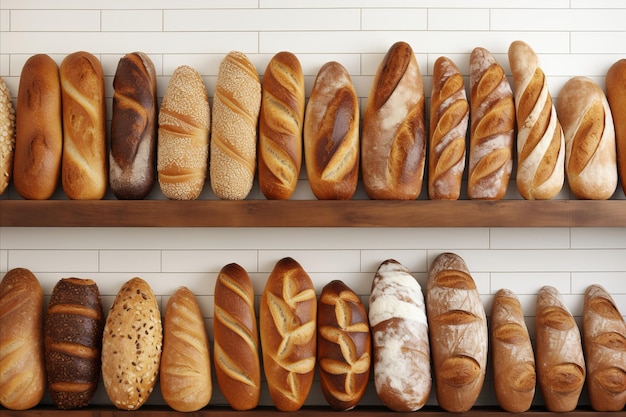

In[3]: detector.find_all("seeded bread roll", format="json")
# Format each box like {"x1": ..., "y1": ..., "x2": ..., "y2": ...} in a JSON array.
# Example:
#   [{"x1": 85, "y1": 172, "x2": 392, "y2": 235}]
[
  {"x1": 158, "y1": 65, "x2": 210, "y2": 200},
  {"x1": 211, "y1": 51, "x2": 261, "y2": 200},
  {"x1": 606, "y1": 59, "x2": 626, "y2": 196},
  {"x1": 582, "y1": 284, "x2": 626, "y2": 412},
  {"x1": 45, "y1": 278, "x2": 104, "y2": 409},
  {"x1": 0, "y1": 77, "x2": 16, "y2": 195},
  {"x1": 0, "y1": 268, "x2": 45, "y2": 410},
  {"x1": 101, "y1": 277, "x2": 162, "y2": 410},
  {"x1": 428, "y1": 56, "x2": 467, "y2": 200},
  {"x1": 535, "y1": 285, "x2": 585, "y2": 413},
  {"x1": 13, "y1": 54, "x2": 63, "y2": 200}
]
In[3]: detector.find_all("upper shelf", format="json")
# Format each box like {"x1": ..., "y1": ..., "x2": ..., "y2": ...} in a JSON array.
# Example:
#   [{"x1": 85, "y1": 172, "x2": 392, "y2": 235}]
[{"x1": 0, "y1": 199, "x2": 625, "y2": 227}]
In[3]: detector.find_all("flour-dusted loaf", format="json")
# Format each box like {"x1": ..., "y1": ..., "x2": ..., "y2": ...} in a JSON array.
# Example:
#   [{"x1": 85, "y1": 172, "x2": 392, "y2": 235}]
[
  {"x1": 101, "y1": 277, "x2": 162, "y2": 410},
  {"x1": 260, "y1": 257, "x2": 317, "y2": 411},
  {"x1": 508, "y1": 40, "x2": 565, "y2": 200},
  {"x1": 535, "y1": 285, "x2": 586, "y2": 413},
  {"x1": 258, "y1": 51, "x2": 305, "y2": 200},
  {"x1": 368, "y1": 259, "x2": 430, "y2": 412},
  {"x1": 0, "y1": 268, "x2": 45, "y2": 410},
  {"x1": 362, "y1": 41, "x2": 426, "y2": 200},
  {"x1": 318, "y1": 280, "x2": 371, "y2": 411},
  {"x1": 110, "y1": 52, "x2": 157, "y2": 200},
  {"x1": 158, "y1": 65, "x2": 210, "y2": 200},
  {"x1": 490, "y1": 288, "x2": 536, "y2": 413},
  {"x1": 304, "y1": 61, "x2": 359, "y2": 200},
  {"x1": 428, "y1": 56, "x2": 467, "y2": 200},
  {"x1": 13, "y1": 54, "x2": 63, "y2": 200},
  {"x1": 213, "y1": 263, "x2": 260, "y2": 410},
  {"x1": 160, "y1": 286, "x2": 212, "y2": 412},
  {"x1": 468, "y1": 47, "x2": 514, "y2": 200},
  {"x1": 60, "y1": 51, "x2": 107, "y2": 200},
  {"x1": 0, "y1": 77, "x2": 16, "y2": 195},
  {"x1": 606, "y1": 59, "x2": 626, "y2": 196},
  {"x1": 45, "y1": 278, "x2": 104, "y2": 409},
  {"x1": 211, "y1": 51, "x2": 261, "y2": 200},
  {"x1": 427, "y1": 252, "x2": 487, "y2": 413},
  {"x1": 582, "y1": 284, "x2": 626, "y2": 412}
]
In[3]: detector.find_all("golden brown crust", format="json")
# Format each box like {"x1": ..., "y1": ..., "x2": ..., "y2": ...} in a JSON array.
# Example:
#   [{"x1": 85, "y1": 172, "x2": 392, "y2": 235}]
[
  {"x1": 605, "y1": 59, "x2": 626, "y2": 196},
  {"x1": 0, "y1": 77, "x2": 16, "y2": 195}
]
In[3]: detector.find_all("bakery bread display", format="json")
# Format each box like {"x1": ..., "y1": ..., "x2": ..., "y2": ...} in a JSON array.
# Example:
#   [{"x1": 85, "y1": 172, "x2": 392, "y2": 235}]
[
  {"x1": 304, "y1": 61, "x2": 359, "y2": 200},
  {"x1": 13, "y1": 54, "x2": 63, "y2": 200},
  {"x1": 0, "y1": 268, "x2": 46, "y2": 410},
  {"x1": 260, "y1": 257, "x2": 317, "y2": 411},
  {"x1": 362, "y1": 41, "x2": 426, "y2": 200},
  {"x1": 44, "y1": 278, "x2": 104, "y2": 409},
  {"x1": 369, "y1": 259, "x2": 430, "y2": 411},
  {"x1": 213, "y1": 263, "x2": 261, "y2": 410},
  {"x1": 158, "y1": 65, "x2": 210, "y2": 200},
  {"x1": 0, "y1": 77, "x2": 15, "y2": 195},
  {"x1": 101, "y1": 277, "x2": 162, "y2": 410},
  {"x1": 427, "y1": 252, "x2": 487, "y2": 413},
  {"x1": 318, "y1": 280, "x2": 371, "y2": 411},
  {"x1": 211, "y1": 51, "x2": 261, "y2": 200},
  {"x1": 110, "y1": 52, "x2": 158, "y2": 200},
  {"x1": 535, "y1": 285, "x2": 585, "y2": 412},
  {"x1": 490, "y1": 288, "x2": 536, "y2": 412},
  {"x1": 468, "y1": 47, "x2": 514, "y2": 200},
  {"x1": 606, "y1": 59, "x2": 626, "y2": 196},
  {"x1": 508, "y1": 40, "x2": 565, "y2": 200},
  {"x1": 258, "y1": 51, "x2": 305, "y2": 200},
  {"x1": 582, "y1": 284, "x2": 626, "y2": 411},
  {"x1": 161, "y1": 286, "x2": 212, "y2": 412},
  {"x1": 60, "y1": 51, "x2": 107, "y2": 200},
  {"x1": 428, "y1": 56, "x2": 467, "y2": 200}
]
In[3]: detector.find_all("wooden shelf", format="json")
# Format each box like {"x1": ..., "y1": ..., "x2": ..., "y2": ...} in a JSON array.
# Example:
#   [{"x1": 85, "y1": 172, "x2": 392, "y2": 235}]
[{"x1": 0, "y1": 199, "x2": 625, "y2": 227}]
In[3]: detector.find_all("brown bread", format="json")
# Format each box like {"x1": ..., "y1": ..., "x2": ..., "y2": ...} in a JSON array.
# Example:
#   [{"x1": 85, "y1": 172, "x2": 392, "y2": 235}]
[
  {"x1": 0, "y1": 77, "x2": 16, "y2": 195},
  {"x1": 606, "y1": 59, "x2": 626, "y2": 196}
]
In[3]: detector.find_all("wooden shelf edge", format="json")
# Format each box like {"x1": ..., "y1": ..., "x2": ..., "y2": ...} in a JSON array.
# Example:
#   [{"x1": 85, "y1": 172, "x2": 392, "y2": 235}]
[{"x1": 0, "y1": 199, "x2": 625, "y2": 228}]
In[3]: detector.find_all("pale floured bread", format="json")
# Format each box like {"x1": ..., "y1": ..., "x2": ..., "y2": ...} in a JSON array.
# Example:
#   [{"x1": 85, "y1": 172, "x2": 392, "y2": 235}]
[
  {"x1": 0, "y1": 77, "x2": 16, "y2": 195},
  {"x1": 158, "y1": 65, "x2": 210, "y2": 200},
  {"x1": 428, "y1": 56, "x2": 467, "y2": 200},
  {"x1": 468, "y1": 47, "x2": 514, "y2": 200},
  {"x1": 606, "y1": 59, "x2": 626, "y2": 196},
  {"x1": 258, "y1": 51, "x2": 305, "y2": 200},
  {"x1": 508, "y1": 40, "x2": 565, "y2": 200},
  {"x1": 211, "y1": 51, "x2": 261, "y2": 200},
  {"x1": 557, "y1": 76, "x2": 617, "y2": 199}
]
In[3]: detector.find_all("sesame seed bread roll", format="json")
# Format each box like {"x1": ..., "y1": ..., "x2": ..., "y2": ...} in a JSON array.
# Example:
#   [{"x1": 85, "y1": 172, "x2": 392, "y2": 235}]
[
  {"x1": 508, "y1": 40, "x2": 565, "y2": 200},
  {"x1": 158, "y1": 65, "x2": 210, "y2": 200},
  {"x1": 0, "y1": 77, "x2": 16, "y2": 195},
  {"x1": 211, "y1": 51, "x2": 261, "y2": 200},
  {"x1": 428, "y1": 56, "x2": 468, "y2": 200},
  {"x1": 606, "y1": 59, "x2": 626, "y2": 196}
]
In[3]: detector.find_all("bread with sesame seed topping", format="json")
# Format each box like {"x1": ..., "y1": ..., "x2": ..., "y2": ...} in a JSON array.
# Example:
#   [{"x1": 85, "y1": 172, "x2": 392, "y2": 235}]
[{"x1": 0, "y1": 77, "x2": 15, "y2": 195}]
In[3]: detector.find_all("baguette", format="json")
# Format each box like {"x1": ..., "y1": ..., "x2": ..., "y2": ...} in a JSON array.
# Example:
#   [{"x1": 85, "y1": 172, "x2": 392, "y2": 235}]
[
  {"x1": 468, "y1": 47, "x2": 514, "y2": 200},
  {"x1": 428, "y1": 56, "x2": 467, "y2": 200},
  {"x1": 508, "y1": 40, "x2": 565, "y2": 200},
  {"x1": 0, "y1": 77, "x2": 16, "y2": 195},
  {"x1": 362, "y1": 41, "x2": 426, "y2": 200},
  {"x1": 606, "y1": 59, "x2": 626, "y2": 196},
  {"x1": 304, "y1": 61, "x2": 359, "y2": 200}
]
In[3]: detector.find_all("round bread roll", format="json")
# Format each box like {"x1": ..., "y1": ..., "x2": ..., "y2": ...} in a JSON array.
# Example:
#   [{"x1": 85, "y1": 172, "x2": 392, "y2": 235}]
[
  {"x1": 606, "y1": 59, "x2": 626, "y2": 196},
  {"x1": 0, "y1": 77, "x2": 16, "y2": 195}
]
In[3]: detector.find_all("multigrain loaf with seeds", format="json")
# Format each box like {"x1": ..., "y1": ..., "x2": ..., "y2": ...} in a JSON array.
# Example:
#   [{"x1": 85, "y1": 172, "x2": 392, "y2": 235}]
[{"x1": 0, "y1": 77, "x2": 15, "y2": 195}]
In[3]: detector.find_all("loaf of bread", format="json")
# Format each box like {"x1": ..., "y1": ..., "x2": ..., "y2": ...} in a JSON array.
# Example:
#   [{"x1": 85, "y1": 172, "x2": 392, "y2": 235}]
[
  {"x1": 158, "y1": 65, "x2": 210, "y2": 200},
  {"x1": 60, "y1": 51, "x2": 107, "y2": 200},
  {"x1": 45, "y1": 278, "x2": 104, "y2": 409},
  {"x1": 258, "y1": 51, "x2": 305, "y2": 200},
  {"x1": 13, "y1": 54, "x2": 63, "y2": 200},
  {"x1": 101, "y1": 277, "x2": 162, "y2": 410},
  {"x1": 369, "y1": 259, "x2": 430, "y2": 411},
  {"x1": 0, "y1": 77, "x2": 16, "y2": 195},
  {"x1": 427, "y1": 252, "x2": 487, "y2": 413},
  {"x1": 468, "y1": 47, "x2": 514, "y2": 200},
  {"x1": 259, "y1": 257, "x2": 317, "y2": 411},
  {"x1": 110, "y1": 52, "x2": 157, "y2": 200},
  {"x1": 490, "y1": 288, "x2": 536, "y2": 413},
  {"x1": 508, "y1": 40, "x2": 565, "y2": 200},
  {"x1": 535, "y1": 285, "x2": 585, "y2": 412},
  {"x1": 304, "y1": 61, "x2": 359, "y2": 200},
  {"x1": 582, "y1": 284, "x2": 626, "y2": 411},
  {"x1": 213, "y1": 263, "x2": 260, "y2": 410},
  {"x1": 606, "y1": 59, "x2": 626, "y2": 196},
  {"x1": 211, "y1": 51, "x2": 261, "y2": 200},
  {"x1": 318, "y1": 279, "x2": 371, "y2": 411},
  {"x1": 160, "y1": 286, "x2": 212, "y2": 412},
  {"x1": 0, "y1": 268, "x2": 45, "y2": 410},
  {"x1": 428, "y1": 56, "x2": 467, "y2": 200},
  {"x1": 362, "y1": 41, "x2": 426, "y2": 200}
]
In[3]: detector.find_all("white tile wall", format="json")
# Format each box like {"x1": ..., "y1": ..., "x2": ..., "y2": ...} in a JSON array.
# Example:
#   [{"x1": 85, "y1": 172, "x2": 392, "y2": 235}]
[{"x1": 1, "y1": 0, "x2": 625, "y2": 410}]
